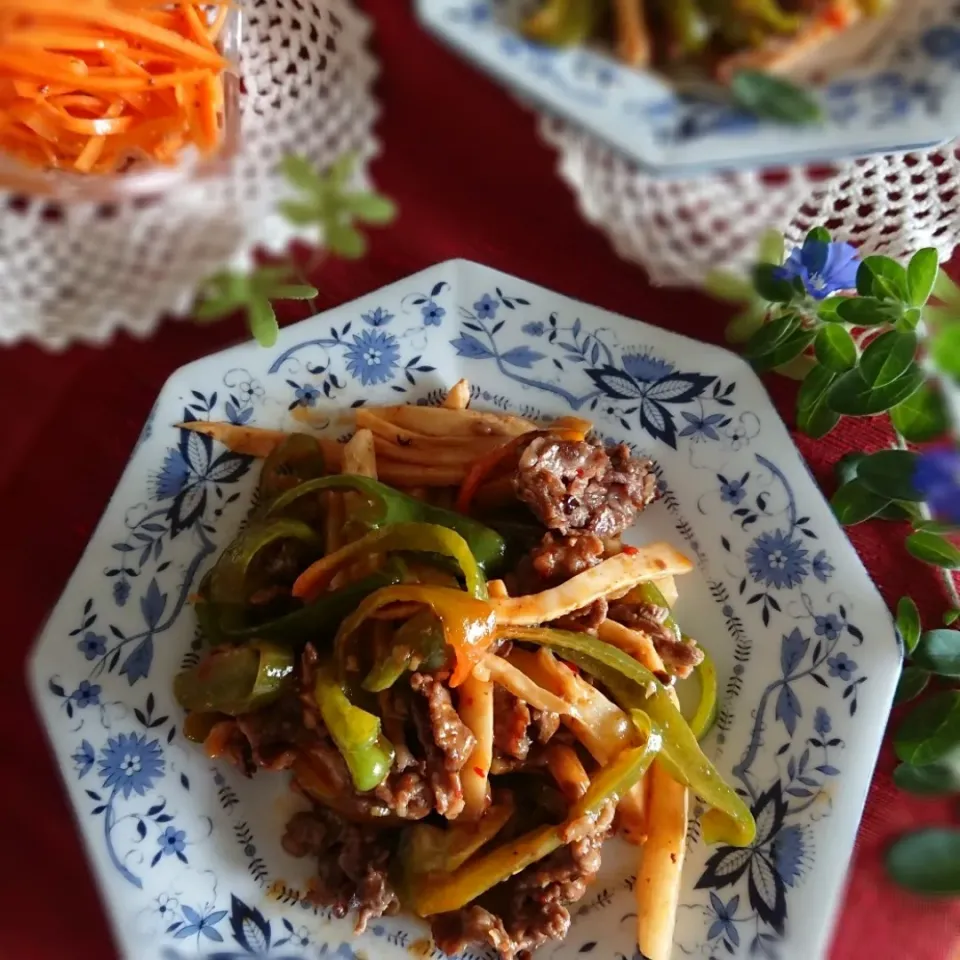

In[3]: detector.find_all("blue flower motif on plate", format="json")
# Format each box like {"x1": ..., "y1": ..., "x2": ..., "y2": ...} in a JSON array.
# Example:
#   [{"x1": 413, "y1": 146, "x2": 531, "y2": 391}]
[
  {"x1": 99, "y1": 732, "x2": 164, "y2": 799},
  {"x1": 747, "y1": 529, "x2": 810, "y2": 590}
]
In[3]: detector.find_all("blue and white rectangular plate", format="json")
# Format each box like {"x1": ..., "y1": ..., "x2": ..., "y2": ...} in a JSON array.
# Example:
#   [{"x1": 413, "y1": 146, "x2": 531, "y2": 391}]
[
  {"x1": 30, "y1": 260, "x2": 900, "y2": 960},
  {"x1": 416, "y1": 0, "x2": 958, "y2": 175}
]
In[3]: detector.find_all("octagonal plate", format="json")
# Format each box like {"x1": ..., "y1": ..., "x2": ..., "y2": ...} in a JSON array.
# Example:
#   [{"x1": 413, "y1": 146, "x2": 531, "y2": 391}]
[
  {"x1": 416, "y1": 0, "x2": 957, "y2": 175},
  {"x1": 30, "y1": 259, "x2": 900, "y2": 960}
]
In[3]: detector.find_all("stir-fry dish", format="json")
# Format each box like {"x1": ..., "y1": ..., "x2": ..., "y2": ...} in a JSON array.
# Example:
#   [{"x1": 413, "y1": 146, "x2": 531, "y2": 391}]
[
  {"x1": 523, "y1": 0, "x2": 890, "y2": 84},
  {"x1": 174, "y1": 381, "x2": 756, "y2": 960}
]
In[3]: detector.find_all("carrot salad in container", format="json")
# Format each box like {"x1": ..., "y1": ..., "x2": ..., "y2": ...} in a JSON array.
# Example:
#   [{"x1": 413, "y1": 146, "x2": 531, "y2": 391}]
[{"x1": 0, "y1": 0, "x2": 240, "y2": 196}]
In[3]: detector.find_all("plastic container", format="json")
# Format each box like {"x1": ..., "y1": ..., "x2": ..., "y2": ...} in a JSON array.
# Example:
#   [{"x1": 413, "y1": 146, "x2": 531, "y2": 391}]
[{"x1": 0, "y1": 7, "x2": 243, "y2": 203}]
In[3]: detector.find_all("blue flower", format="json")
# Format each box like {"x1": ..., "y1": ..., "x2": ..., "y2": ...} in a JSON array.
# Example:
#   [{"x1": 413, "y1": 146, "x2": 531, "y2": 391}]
[
  {"x1": 827, "y1": 652, "x2": 857, "y2": 681},
  {"x1": 913, "y1": 448, "x2": 960, "y2": 523},
  {"x1": 72, "y1": 739, "x2": 95, "y2": 778},
  {"x1": 706, "y1": 891, "x2": 740, "y2": 947},
  {"x1": 775, "y1": 240, "x2": 859, "y2": 300},
  {"x1": 158, "y1": 825, "x2": 186, "y2": 857},
  {"x1": 811, "y1": 549, "x2": 834, "y2": 583},
  {"x1": 77, "y1": 631, "x2": 107, "y2": 661},
  {"x1": 772, "y1": 824, "x2": 806, "y2": 887},
  {"x1": 293, "y1": 383, "x2": 320, "y2": 408},
  {"x1": 679, "y1": 411, "x2": 725, "y2": 441},
  {"x1": 99, "y1": 732, "x2": 164, "y2": 799},
  {"x1": 522, "y1": 321, "x2": 545, "y2": 337},
  {"x1": 814, "y1": 707, "x2": 832, "y2": 737},
  {"x1": 814, "y1": 613, "x2": 843, "y2": 641},
  {"x1": 362, "y1": 306, "x2": 394, "y2": 327},
  {"x1": 422, "y1": 301, "x2": 446, "y2": 326},
  {"x1": 719, "y1": 475, "x2": 746, "y2": 505},
  {"x1": 622, "y1": 351, "x2": 675, "y2": 382},
  {"x1": 473, "y1": 294, "x2": 498, "y2": 320},
  {"x1": 155, "y1": 449, "x2": 191, "y2": 500},
  {"x1": 344, "y1": 330, "x2": 401, "y2": 386},
  {"x1": 71, "y1": 680, "x2": 101, "y2": 709},
  {"x1": 224, "y1": 401, "x2": 252, "y2": 426},
  {"x1": 747, "y1": 529, "x2": 810, "y2": 589},
  {"x1": 174, "y1": 905, "x2": 227, "y2": 942}
]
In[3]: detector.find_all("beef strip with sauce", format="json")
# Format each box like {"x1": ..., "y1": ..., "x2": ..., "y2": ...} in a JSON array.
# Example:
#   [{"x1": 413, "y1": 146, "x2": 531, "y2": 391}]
[
  {"x1": 514, "y1": 437, "x2": 657, "y2": 539},
  {"x1": 608, "y1": 599, "x2": 705, "y2": 678},
  {"x1": 431, "y1": 799, "x2": 616, "y2": 960}
]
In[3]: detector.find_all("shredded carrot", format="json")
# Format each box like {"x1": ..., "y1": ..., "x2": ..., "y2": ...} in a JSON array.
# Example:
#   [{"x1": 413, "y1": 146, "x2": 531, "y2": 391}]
[{"x1": 0, "y1": 0, "x2": 231, "y2": 176}]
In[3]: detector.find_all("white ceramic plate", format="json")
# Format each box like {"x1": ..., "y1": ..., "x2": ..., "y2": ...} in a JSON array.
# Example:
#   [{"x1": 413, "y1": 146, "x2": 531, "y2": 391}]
[
  {"x1": 415, "y1": 0, "x2": 957, "y2": 175},
  {"x1": 30, "y1": 260, "x2": 900, "y2": 960}
]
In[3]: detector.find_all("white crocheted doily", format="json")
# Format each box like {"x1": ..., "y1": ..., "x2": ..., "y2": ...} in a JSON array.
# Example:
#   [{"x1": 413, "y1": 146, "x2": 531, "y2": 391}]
[
  {"x1": 0, "y1": 0, "x2": 380, "y2": 349},
  {"x1": 542, "y1": 117, "x2": 960, "y2": 287}
]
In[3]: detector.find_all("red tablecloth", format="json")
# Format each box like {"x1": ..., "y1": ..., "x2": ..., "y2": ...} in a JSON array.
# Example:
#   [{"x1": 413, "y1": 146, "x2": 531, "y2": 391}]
[{"x1": 2, "y1": 3, "x2": 958, "y2": 958}]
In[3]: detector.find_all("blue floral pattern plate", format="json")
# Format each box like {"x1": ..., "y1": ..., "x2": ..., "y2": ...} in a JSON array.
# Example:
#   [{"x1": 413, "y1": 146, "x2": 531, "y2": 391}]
[
  {"x1": 30, "y1": 260, "x2": 900, "y2": 960},
  {"x1": 416, "y1": 0, "x2": 958, "y2": 175}
]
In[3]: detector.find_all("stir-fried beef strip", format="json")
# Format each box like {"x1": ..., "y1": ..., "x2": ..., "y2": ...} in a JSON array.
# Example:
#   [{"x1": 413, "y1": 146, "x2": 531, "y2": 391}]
[
  {"x1": 431, "y1": 799, "x2": 616, "y2": 960},
  {"x1": 282, "y1": 808, "x2": 400, "y2": 934},
  {"x1": 494, "y1": 687, "x2": 532, "y2": 760},
  {"x1": 514, "y1": 438, "x2": 657, "y2": 539},
  {"x1": 608, "y1": 599, "x2": 705, "y2": 678}
]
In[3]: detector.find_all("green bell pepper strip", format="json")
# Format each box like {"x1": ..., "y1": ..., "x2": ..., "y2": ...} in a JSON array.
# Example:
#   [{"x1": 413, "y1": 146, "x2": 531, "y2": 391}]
[
  {"x1": 258, "y1": 433, "x2": 327, "y2": 503},
  {"x1": 268, "y1": 475, "x2": 506, "y2": 574},
  {"x1": 199, "y1": 561, "x2": 406, "y2": 647},
  {"x1": 173, "y1": 642, "x2": 295, "y2": 716},
  {"x1": 401, "y1": 796, "x2": 515, "y2": 883},
  {"x1": 314, "y1": 663, "x2": 395, "y2": 793},
  {"x1": 500, "y1": 626, "x2": 756, "y2": 847},
  {"x1": 686, "y1": 642, "x2": 718, "y2": 742},
  {"x1": 293, "y1": 522, "x2": 488, "y2": 602},
  {"x1": 206, "y1": 517, "x2": 320, "y2": 609},
  {"x1": 522, "y1": 0, "x2": 600, "y2": 46},
  {"x1": 362, "y1": 608, "x2": 448, "y2": 692},
  {"x1": 408, "y1": 736, "x2": 660, "y2": 917}
]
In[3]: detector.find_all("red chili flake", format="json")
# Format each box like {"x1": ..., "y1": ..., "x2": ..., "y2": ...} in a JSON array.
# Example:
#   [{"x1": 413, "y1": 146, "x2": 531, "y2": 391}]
[
  {"x1": 575, "y1": 468, "x2": 585, "y2": 477},
  {"x1": 463, "y1": 696, "x2": 474, "y2": 707},
  {"x1": 563, "y1": 660, "x2": 581, "y2": 675},
  {"x1": 473, "y1": 766, "x2": 485, "y2": 777},
  {"x1": 622, "y1": 545, "x2": 639, "y2": 556},
  {"x1": 823, "y1": 6, "x2": 849, "y2": 29}
]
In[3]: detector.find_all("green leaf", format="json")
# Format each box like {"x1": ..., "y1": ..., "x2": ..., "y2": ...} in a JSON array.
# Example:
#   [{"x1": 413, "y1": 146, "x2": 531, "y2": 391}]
[
  {"x1": 830, "y1": 479, "x2": 889, "y2": 525},
  {"x1": 893, "y1": 759, "x2": 960, "y2": 795},
  {"x1": 325, "y1": 222, "x2": 367, "y2": 259},
  {"x1": 705, "y1": 270, "x2": 754, "y2": 303},
  {"x1": 945, "y1": 610, "x2": 960, "y2": 626},
  {"x1": 894, "y1": 666, "x2": 930, "y2": 705},
  {"x1": 341, "y1": 192, "x2": 398, "y2": 224},
  {"x1": 930, "y1": 325, "x2": 960, "y2": 378},
  {"x1": 806, "y1": 226, "x2": 831, "y2": 244},
  {"x1": 890, "y1": 383, "x2": 949, "y2": 443},
  {"x1": 268, "y1": 285, "x2": 319, "y2": 301},
  {"x1": 857, "y1": 255, "x2": 909, "y2": 301},
  {"x1": 897, "y1": 596, "x2": 922, "y2": 654},
  {"x1": 895, "y1": 690, "x2": 960, "y2": 766},
  {"x1": 817, "y1": 296, "x2": 850, "y2": 323},
  {"x1": 725, "y1": 305, "x2": 766, "y2": 344},
  {"x1": 933, "y1": 268, "x2": 960, "y2": 308},
  {"x1": 913, "y1": 629, "x2": 960, "y2": 678},
  {"x1": 876, "y1": 501, "x2": 922, "y2": 522},
  {"x1": 906, "y1": 531, "x2": 960, "y2": 569},
  {"x1": 815, "y1": 324, "x2": 857, "y2": 372},
  {"x1": 742, "y1": 312, "x2": 800, "y2": 358},
  {"x1": 886, "y1": 828, "x2": 960, "y2": 894},
  {"x1": 757, "y1": 228, "x2": 785, "y2": 265},
  {"x1": 279, "y1": 154, "x2": 322, "y2": 192},
  {"x1": 730, "y1": 70, "x2": 823, "y2": 125},
  {"x1": 827, "y1": 364, "x2": 924, "y2": 416},
  {"x1": 247, "y1": 298, "x2": 279, "y2": 348},
  {"x1": 907, "y1": 248, "x2": 939, "y2": 306},
  {"x1": 835, "y1": 452, "x2": 866, "y2": 486},
  {"x1": 194, "y1": 298, "x2": 239, "y2": 321},
  {"x1": 751, "y1": 327, "x2": 816, "y2": 374},
  {"x1": 836, "y1": 296, "x2": 901, "y2": 327},
  {"x1": 751, "y1": 263, "x2": 797, "y2": 303},
  {"x1": 859, "y1": 330, "x2": 918, "y2": 388},
  {"x1": 773, "y1": 353, "x2": 816, "y2": 381},
  {"x1": 278, "y1": 200, "x2": 322, "y2": 226},
  {"x1": 797, "y1": 366, "x2": 840, "y2": 438},
  {"x1": 856, "y1": 449, "x2": 922, "y2": 502}
]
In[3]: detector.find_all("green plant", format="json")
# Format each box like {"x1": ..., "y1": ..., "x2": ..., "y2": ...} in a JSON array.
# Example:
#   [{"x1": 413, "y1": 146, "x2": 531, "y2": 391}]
[
  {"x1": 195, "y1": 153, "x2": 397, "y2": 347},
  {"x1": 710, "y1": 229, "x2": 960, "y2": 895}
]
